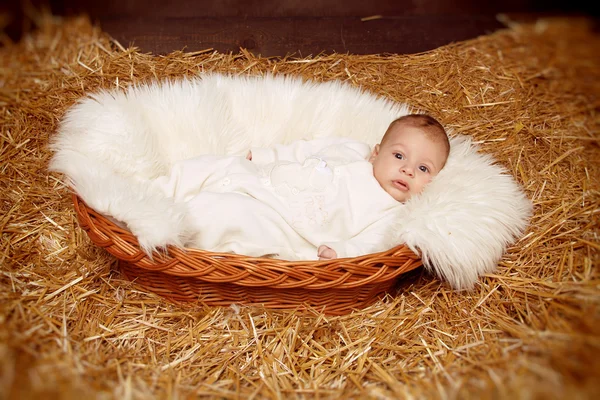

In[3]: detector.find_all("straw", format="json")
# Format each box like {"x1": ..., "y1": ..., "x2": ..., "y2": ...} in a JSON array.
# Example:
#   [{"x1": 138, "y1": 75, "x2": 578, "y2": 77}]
[{"x1": 0, "y1": 11, "x2": 598, "y2": 399}]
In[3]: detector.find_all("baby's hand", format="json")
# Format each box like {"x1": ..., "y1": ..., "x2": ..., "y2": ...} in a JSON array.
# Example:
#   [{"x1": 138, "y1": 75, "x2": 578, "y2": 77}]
[
  {"x1": 317, "y1": 245, "x2": 337, "y2": 260},
  {"x1": 246, "y1": 150, "x2": 252, "y2": 161}
]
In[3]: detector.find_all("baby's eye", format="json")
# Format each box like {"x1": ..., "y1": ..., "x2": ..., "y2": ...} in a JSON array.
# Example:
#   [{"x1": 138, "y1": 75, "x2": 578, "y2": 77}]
[
  {"x1": 394, "y1": 153, "x2": 404, "y2": 160},
  {"x1": 419, "y1": 165, "x2": 429, "y2": 173}
]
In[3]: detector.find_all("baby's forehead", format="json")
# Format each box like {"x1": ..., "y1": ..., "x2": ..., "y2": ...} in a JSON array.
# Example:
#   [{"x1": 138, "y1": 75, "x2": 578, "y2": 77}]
[{"x1": 382, "y1": 125, "x2": 435, "y2": 145}]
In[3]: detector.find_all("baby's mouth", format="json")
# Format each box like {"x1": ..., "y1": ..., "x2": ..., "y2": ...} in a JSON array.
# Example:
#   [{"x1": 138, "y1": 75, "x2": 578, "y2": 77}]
[{"x1": 393, "y1": 179, "x2": 409, "y2": 191}]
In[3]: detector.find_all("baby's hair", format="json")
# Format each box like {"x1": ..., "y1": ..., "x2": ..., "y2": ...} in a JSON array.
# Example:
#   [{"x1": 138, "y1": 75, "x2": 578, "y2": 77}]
[{"x1": 382, "y1": 114, "x2": 450, "y2": 158}]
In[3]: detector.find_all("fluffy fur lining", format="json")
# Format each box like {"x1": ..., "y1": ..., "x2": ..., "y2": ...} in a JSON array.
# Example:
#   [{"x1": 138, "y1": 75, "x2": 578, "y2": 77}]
[{"x1": 49, "y1": 73, "x2": 532, "y2": 289}]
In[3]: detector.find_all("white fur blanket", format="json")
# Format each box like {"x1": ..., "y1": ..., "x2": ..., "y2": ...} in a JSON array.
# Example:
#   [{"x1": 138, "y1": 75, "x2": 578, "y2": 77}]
[{"x1": 49, "y1": 73, "x2": 532, "y2": 289}]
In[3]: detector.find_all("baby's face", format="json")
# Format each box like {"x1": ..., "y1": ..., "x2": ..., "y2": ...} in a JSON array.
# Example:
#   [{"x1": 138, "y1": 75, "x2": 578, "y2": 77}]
[{"x1": 369, "y1": 124, "x2": 448, "y2": 202}]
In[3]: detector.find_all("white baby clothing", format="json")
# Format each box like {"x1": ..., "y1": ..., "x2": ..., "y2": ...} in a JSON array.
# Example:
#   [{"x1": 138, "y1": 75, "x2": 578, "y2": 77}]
[{"x1": 153, "y1": 137, "x2": 403, "y2": 260}]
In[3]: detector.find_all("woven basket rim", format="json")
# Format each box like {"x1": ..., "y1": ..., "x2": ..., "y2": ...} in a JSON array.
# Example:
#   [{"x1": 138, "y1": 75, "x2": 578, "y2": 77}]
[{"x1": 72, "y1": 193, "x2": 423, "y2": 290}]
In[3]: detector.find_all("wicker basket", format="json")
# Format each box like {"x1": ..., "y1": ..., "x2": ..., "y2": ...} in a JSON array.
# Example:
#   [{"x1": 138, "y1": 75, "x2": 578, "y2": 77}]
[{"x1": 73, "y1": 194, "x2": 423, "y2": 315}]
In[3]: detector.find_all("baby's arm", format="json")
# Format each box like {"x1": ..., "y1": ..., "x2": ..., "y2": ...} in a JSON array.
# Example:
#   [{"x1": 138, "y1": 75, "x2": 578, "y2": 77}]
[{"x1": 249, "y1": 137, "x2": 367, "y2": 165}]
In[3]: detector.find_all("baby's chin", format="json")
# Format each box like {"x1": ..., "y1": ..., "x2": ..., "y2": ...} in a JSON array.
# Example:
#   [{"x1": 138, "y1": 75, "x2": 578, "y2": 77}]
[
  {"x1": 386, "y1": 188, "x2": 411, "y2": 203},
  {"x1": 394, "y1": 194, "x2": 410, "y2": 203}
]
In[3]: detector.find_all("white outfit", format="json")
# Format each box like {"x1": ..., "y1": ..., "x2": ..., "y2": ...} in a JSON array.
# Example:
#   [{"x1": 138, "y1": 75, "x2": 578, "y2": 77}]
[{"x1": 153, "y1": 137, "x2": 402, "y2": 260}]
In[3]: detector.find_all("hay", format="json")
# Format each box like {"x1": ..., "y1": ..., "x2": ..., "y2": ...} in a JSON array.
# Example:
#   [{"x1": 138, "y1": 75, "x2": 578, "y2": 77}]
[{"x1": 1, "y1": 10, "x2": 599, "y2": 399}]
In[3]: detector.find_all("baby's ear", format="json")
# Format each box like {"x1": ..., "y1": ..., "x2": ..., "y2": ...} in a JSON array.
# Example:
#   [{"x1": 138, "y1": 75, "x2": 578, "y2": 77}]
[{"x1": 369, "y1": 144, "x2": 380, "y2": 162}]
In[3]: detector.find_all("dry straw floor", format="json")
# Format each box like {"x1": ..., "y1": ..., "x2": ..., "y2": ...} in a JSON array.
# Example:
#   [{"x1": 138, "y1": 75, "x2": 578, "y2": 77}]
[{"x1": 1, "y1": 11, "x2": 599, "y2": 400}]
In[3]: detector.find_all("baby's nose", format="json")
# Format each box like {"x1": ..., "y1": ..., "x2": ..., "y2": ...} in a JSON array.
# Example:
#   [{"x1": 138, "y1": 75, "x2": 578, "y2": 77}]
[{"x1": 401, "y1": 166, "x2": 414, "y2": 176}]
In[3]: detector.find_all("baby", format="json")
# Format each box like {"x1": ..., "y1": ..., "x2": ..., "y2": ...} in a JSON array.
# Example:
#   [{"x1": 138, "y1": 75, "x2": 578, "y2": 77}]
[
  {"x1": 154, "y1": 114, "x2": 449, "y2": 261},
  {"x1": 318, "y1": 114, "x2": 449, "y2": 259}
]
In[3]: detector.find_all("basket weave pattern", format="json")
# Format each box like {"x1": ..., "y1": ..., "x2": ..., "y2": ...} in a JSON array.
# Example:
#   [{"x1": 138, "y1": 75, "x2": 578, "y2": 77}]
[{"x1": 73, "y1": 194, "x2": 423, "y2": 315}]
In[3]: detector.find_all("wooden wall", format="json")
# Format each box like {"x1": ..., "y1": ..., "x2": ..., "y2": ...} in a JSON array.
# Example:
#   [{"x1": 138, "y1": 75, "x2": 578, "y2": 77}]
[{"x1": 2, "y1": 0, "x2": 595, "y2": 56}]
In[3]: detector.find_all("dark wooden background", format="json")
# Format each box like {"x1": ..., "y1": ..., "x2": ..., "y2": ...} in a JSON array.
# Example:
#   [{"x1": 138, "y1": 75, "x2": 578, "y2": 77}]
[{"x1": 1, "y1": 0, "x2": 596, "y2": 56}]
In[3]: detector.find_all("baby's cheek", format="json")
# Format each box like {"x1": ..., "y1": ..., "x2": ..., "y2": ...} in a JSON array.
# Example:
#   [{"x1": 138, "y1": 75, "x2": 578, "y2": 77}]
[
  {"x1": 424, "y1": 174, "x2": 435, "y2": 185},
  {"x1": 414, "y1": 179, "x2": 430, "y2": 194}
]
